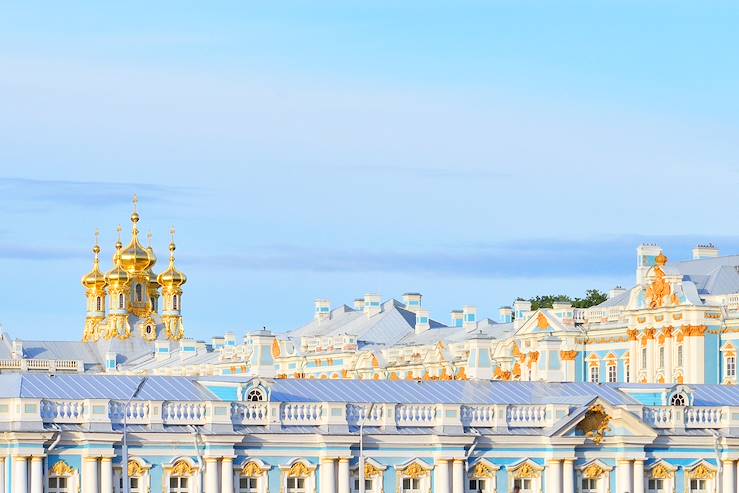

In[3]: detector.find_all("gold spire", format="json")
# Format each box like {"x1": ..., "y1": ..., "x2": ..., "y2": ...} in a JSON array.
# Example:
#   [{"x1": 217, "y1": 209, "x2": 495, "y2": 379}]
[
  {"x1": 119, "y1": 194, "x2": 153, "y2": 273},
  {"x1": 158, "y1": 227, "x2": 187, "y2": 287},
  {"x1": 82, "y1": 229, "x2": 106, "y2": 288}
]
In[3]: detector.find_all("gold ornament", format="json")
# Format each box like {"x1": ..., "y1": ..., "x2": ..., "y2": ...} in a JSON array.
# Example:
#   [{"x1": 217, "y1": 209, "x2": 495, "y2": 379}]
[
  {"x1": 560, "y1": 350, "x2": 578, "y2": 360},
  {"x1": 471, "y1": 463, "x2": 495, "y2": 479},
  {"x1": 365, "y1": 463, "x2": 383, "y2": 478},
  {"x1": 128, "y1": 460, "x2": 146, "y2": 477},
  {"x1": 400, "y1": 463, "x2": 428, "y2": 479},
  {"x1": 688, "y1": 464, "x2": 715, "y2": 480},
  {"x1": 513, "y1": 462, "x2": 540, "y2": 479},
  {"x1": 50, "y1": 460, "x2": 75, "y2": 477},
  {"x1": 582, "y1": 463, "x2": 605, "y2": 479},
  {"x1": 646, "y1": 253, "x2": 673, "y2": 309},
  {"x1": 651, "y1": 464, "x2": 673, "y2": 479},
  {"x1": 577, "y1": 404, "x2": 611, "y2": 445},
  {"x1": 242, "y1": 461, "x2": 266, "y2": 477},
  {"x1": 139, "y1": 318, "x2": 158, "y2": 342},
  {"x1": 288, "y1": 462, "x2": 312, "y2": 478},
  {"x1": 170, "y1": 459, "x2": 196, "y2": 477},
  {"x1": 537, "y1": 312, "x2": 548, "y2": 330}
]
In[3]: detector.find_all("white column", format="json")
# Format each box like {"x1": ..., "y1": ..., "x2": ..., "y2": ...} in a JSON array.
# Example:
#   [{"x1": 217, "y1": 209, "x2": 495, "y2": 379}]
[
  {"x1": 435, "y1": 459, "x2": 450, "y2": 493},
  {"x1": 452, "y1": 459, "x2": 464, "y2": 493},
  {"x1": 321, "y1": 458, "x2": 336, "y2": 493},
  {"x1": 205, "y1": 458, "x2": 219, "y2": 493},
  {"x1": 562, "y1": 460, "x2": 574, "y2": 493},
  {"x1": 338, "y1": 458, "x2": 350, "y2": 493},
  {"x1": 82, "y1": 457, "x2": 99, "y2": 493},
  {"x1": 629, "y1": 335, "x2": 638, "y2": 382},
  {"x1": 30, "y1": 457, "x2": 43, "y2": 493},
  {"x1": 633, "y1": 459, "x2": 644, "y2": 493},
  {"x1": 100, "y1": 458, "x2": 112, "y2": 493},
  {"x1": 664, "y1": 335, "x2": 673, "y2": 383},
  {"x1": 13, "y1": 456, "x2": 28, "y2": 493},
  {"x1": 0, "y1": 456, "x2": 5, "y2": 493},
  {"x1": 547, "y1": 460, "x2": 561, "y2": 493},
  {"x1": 646, "y1": 337, "x2": 655, "y2": 383},
  {"x1": 221, "y1": 457, "x2": 234, "y2": 493},
  {"x1": 723, "y1": 460, "x2": 735, "y2": 493},
  {"x1": 616, "y1": 459, "x2": 631, "y2": 493}
]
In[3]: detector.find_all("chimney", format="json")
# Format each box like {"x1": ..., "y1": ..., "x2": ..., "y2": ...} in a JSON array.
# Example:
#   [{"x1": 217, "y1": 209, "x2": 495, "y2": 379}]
[
  {"x1": 363, "y1": 293, "x2": 382, "y2": 317},
  {"x1": 179, "y1": 339, "x2": 197, "y2": 360},
  {"x1": 414, "y1": 309, "x2": 430, "y2": 334},
  {"x1": 463, "y1": 306, "x2": 477, "y2": 330},
  {"x1": 608, "y1": 286, "x2": 626, "y2": 299},
  {"x1": 353, "y1": 298, "x2": 365, "y2": 311},
  {"x1": 636, "y1": 243, "x2": 663, "y2": 285},
  {"x1": 11, "y1": 340, "x2": 23, "y2": 360},
  {"x1": 499, "y1": 306, "x2": 513, "y2": 323},
  {"x1": 245, "y1": 329, "x2": 277, "y2": 378},
  {"x1": 314, "y1": 299, "x2": 331, "y2": 321},
  {"x1": 692, "y1": 243, "x2": 720, "y2": 260},
  {"x1": 155, "y1": 341, "x2": 171, "y2": 361},
  {"x1": 211, "y1": 336, "x2": 225, "y2": 349},
  {"x1": 402, "y1": 292, "x2": 423, "y2": 313},
  {"x1": 105, "y1": 352, "x2": 117, "y2": 372},
  {"x1": 224, "y1": 332, "x2": 236, "y2": 347},
  {"x1": 513, "y1": 300, "x2": 532, "y2": 330},
  {"x1": 450, "y1": 310, "x2": 464, "y2": 328}
]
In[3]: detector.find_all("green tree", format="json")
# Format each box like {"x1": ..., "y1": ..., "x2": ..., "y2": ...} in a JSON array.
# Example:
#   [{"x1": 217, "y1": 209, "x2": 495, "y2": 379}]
[{"x1": 517, "y1": 289, "x2": 607, "y2": 311}]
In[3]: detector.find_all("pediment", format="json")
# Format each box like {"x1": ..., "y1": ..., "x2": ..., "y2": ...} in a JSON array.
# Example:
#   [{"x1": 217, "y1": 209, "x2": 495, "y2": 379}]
[{"x1": 550, "y1": 398, "x2": 657, "y2": 444}]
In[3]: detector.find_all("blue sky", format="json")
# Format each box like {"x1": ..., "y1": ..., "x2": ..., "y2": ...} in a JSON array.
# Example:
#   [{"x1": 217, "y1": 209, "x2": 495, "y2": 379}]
[{"x1": 1, "y1": 1, "x2": 739, "y2": 341}]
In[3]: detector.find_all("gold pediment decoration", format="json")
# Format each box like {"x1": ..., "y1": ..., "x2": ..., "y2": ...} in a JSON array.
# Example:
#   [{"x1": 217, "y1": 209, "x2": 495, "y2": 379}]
[
  {"x1": 582, "y1": 463, "x2": 606, "y2": 480},
  {"x1": 242, "y1": 461, "x2": 266, "y2": 477},
  {"x1": 50, "y1": 460, "x2": 75, "y2": 477},
  {"x1": 400, "y1": 463, "x2": 428, "y2": 479},
  {"x1": 471, "y1": 462, "x2": 495, "y2": 479},
  {"x1": 170, "y1": 459, "x2": 197, "y2": 477},
  {"x1": 513, "y1": 462, "x2": 540, "y2": 479},
  {"x1": 560, "y1": 350, "x2": 578, "y2": 361},
  {"x1": 688, "y1": 464, "x2": 716, "y2": 480},
  {"x1": 651, "y1": 464, "x2": 674, "y2": 479},
  {"x1": 128, "y1": 460, "x2": 147, "y2": 477},
  {"x1": 576, "y1": 404, "x2": 611, "y2": 445},
  {"x1": 288, "y1": 462, "x2": 313, "y2": 478},
  {"x1": 365, "y1": 463, "x2": 384, "y2": 478},
  {"x1": 537, "y1": 312, "x2": 548, "y2": 330},
  {"x1": 646, "y1": 254, "x2": 678, "y2": 309}
]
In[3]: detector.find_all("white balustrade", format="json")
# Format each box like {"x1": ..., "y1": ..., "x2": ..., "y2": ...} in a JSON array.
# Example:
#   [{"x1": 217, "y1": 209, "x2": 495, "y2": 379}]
[
  {"x1": 685, "y1": 407, "x2": 723, "y2": 428},
  {"x1": 41, "y1": 399, "x2": 85, "y2": 423},
  {"x1": 163, "y1": 401, "x2": 207, "y2": 424},
  {"x1": 281, "y1": 403, "x2": 323, "y2": 425},
  {"x1": 644, "y1": 406, "x2": 672, "y2": 428},
  {"x1": 507, "y1": 405, "x2": 548, "y2": 427},
  {"x1": 109, "y1": 401, "x2": 150, "y2": 424},
  {"x1": 347, "y1": 404, "x2": 384, "y2": 426},
  {"x1": 396, "y1": 404, "x2": 437, "y2": 426},
  {"x1": 232, "y1": 402, "x2": 269, "y2": 425},
  {"x1": 461, "y1": 405, "x2": 496, "y2": 427}
]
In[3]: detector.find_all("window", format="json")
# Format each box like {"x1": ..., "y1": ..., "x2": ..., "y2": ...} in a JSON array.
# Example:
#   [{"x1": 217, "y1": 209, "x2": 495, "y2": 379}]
[
  {"x1": 173, "y1": 295, "x2": 179, "y2": 310},
  {"x1": 169, "y1": 477, "x2": 189, "y2": 493},
  {"x1": 401, "y1": 478, "x2": 421, "y2": 493},
  {"x1": 642, "y1": 347, "x2": 648, "y2": 368},
  {"x1": 581, "y1": 478, "x2": 598, "y2": 493},
  {"x1": 247, "y1": 388, "x2": 265, "y2": 402},
  {"x1": 513, "y1": 478, "x2": 532, "y2": 492},
  {"x1": 670, "y1": 393, "x2": 687, "y2": 406},
  {"x1": 625, "y1": 361, "x2": 631, "y2": 383},
  {"x1": 353, "y1": 478, "x2": 373, "y2": 492},
  {"x1": 96, "y1": 296, "x2": 102, "y2": 311},
  {"x1": 119, "y1": 293, "x2": 125, "y2": 309},
  {"x1": 49, "y1": 477, "x2": 69, "y2": 493},
  {"x1": 727, "y1": 356, "x2": 736, "y2": 378},
  {"x1": 118, "y1": 476, "x2": 141, "y2": 493},
  {"x1": 690, "y1": 479, "x2": 707, "y2": 493},
  {"x1": 468, "y1": 479, "x2": 486, "y2": 492},
  {"x1": 648, "y1": 478, "x2": 665, "y2": 493},
  {"x1": 589, "y1": 364, "x2": 600, "y2": 383},
  {"x1": 607, "y1": 364, "x2": 617, "y2": 383},
  {"x1": 659, "y1": 346, "x2": 665, "y2": 369},
  {"x1": 240, "y1": 477, "x2": 258, "y2": 493},
  {"x1": 677, "y1": 345, "x2": 683, "y2": 367},
  {"x1": 135, "y1": 284, "x2": 143, "y2": 302},
  {"x1": 287, "y1": 477, "x2": 306, "y2": 493}
]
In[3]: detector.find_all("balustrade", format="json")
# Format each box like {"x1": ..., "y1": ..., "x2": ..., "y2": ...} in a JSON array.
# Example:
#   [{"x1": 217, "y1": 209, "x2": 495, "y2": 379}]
[
  {"x1": 281, "y1": 402, "x2": 323, "y2": 424},
  {"x1": 232, "y1": 402, "x2": 269, "y2": 424},
  {"x1": 461, "y1": 405, "x2": 496, "y2": 427},
  {"x1": 163, "y1": 401, "x2": 207, "y2": 424},
  {"x1": 396, "y1": 404, "x2": 436, "y2": 426},
  {"x1": 507, "y1": 405, "x2": 548, "y2": 427},
  {"x1": 41, "y1": 399, "x2": 85, "y2": 422}
]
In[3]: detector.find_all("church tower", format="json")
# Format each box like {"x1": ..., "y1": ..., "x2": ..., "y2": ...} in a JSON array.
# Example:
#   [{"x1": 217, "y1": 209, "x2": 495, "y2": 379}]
[
  {"x1": 158, "y1": 228, "x2": 188, "y2": 341},
  {"x1": 81, "y1": 230, "x2": 107, "y2": 342},
  {"x1": 104, "y1": 226, "x2": 132, "y2": 340}
]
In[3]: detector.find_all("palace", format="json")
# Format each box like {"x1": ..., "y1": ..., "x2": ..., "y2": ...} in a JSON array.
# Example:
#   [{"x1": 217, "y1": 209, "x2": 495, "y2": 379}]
[{"x1": 1, "y1": 199, "x2": 739, "y2": 493}]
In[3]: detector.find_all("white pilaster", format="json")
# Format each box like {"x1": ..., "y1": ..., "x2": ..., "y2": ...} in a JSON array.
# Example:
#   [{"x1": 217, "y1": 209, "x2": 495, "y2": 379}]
[
  {"x1": 646, "y1": 337, "x2": 655, "y2": 383},
  {"x1": 616, "y1": 459, "x2": 631, "y2": 493},
  {"x1": 0, "y1": 456, "x2": 5, "y2": 493},
  {"x1": 435, "y1": 459, "x2": 450, "y2": 493},
  {"x1": 664, "y1": 335, "x2": 673, "y2": 383},
  {"x1": 100, "y1": 458, "x2": 112, "y2": 493},
  {"x1": 452, "y1": 460, "x2": 464, "y2": 493},
  {"x1": 629, "y1": 337, "x2": 638, "y2": 382},
  {"x1": 546, "y1": 460, "x2": 561, "y2": 493},
  {"x1": 633, "y1": 459, "x2": 644, "y2": 493},
  {"x1": 222, "y1": 457, "x2": 234, "y2": 493},
  {"x1": 321, "y1": 458, "x2": 336, "y2": 493},
  {"x1": 205, "y1": 458, "x2": 219, "y2": 493},
  {"x1": 30, "y1": 457, "x2": 43, "y2": 493},
  {"x1": 13, "y1": 456, "x2": 28, "y2": 493},
  {"x1": 562, "y1": 460, "x2": 574, "y2": 493},
  {"x1": 338, "y1": 458, "x2": 350, "y2": 493},
  {"x1": 723, "y1": 460, "x2": 735, "y2": 493},
  {"x1": 82, "y1": 457, "x2": 99, "y2": 493}
]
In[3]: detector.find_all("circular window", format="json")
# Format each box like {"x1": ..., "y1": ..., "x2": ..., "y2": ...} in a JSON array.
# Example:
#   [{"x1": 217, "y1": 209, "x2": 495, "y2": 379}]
[
  {"x1": 670, "y1": 393, "x2": 687, "y2": 406},
  {"x1": 247, "y1": 389, "x2": 265, "y2": 402}
]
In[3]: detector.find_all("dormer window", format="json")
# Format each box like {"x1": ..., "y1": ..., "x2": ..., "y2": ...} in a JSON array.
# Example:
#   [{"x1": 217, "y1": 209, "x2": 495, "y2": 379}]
[
  {"x1": 247, "y1": 388, "x2": 265, "y2": 402},
  {"x1": 670, "y1": 393, "x2": 687, "y2": 406}
]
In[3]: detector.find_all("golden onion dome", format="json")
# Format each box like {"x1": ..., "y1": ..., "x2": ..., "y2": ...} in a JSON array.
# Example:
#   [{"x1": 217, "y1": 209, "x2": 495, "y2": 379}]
[
  {"x1": 145, "y1": 234, "x2": 159, "y2": 286},
  {"x1": 158, "y1": 232, "x2": 187, "y2": 288},
  {"x1": 119, "y1": 211, "x2": 153, "y2": 273},
  {"x1": 81, "y1": 242, "x2": 107, "y2": 289},
  {"x1": 106, "y1": 226, "x2": 130, "y2": 283}
]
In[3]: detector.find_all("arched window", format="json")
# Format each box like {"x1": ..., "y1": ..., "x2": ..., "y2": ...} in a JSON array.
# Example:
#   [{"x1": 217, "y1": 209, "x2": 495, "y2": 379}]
[
  {"x1": 96, "y1": 296, "x2": 102, "y2": 311},
  {"x1": 590, "y1": 365, "x2": 600, "y2": 383},
  {"x1": 173, "y1": 295, "x2": 179, "y2": 310},
  {"x1": 247, "y1": 388, "x2": 264, "y2": 402},
  {"x1": 670, "y1": 393, "x2": 686, "y2": 406},
  {"x1": 119, "y1": 293, "x2": 125, "y2": 309},
  {"x1": 135, "y1": 284, "x2": 143, "y2": 302},
  {"x1": 727, "y1": 355, "x2": 736, "y2": 378}
]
